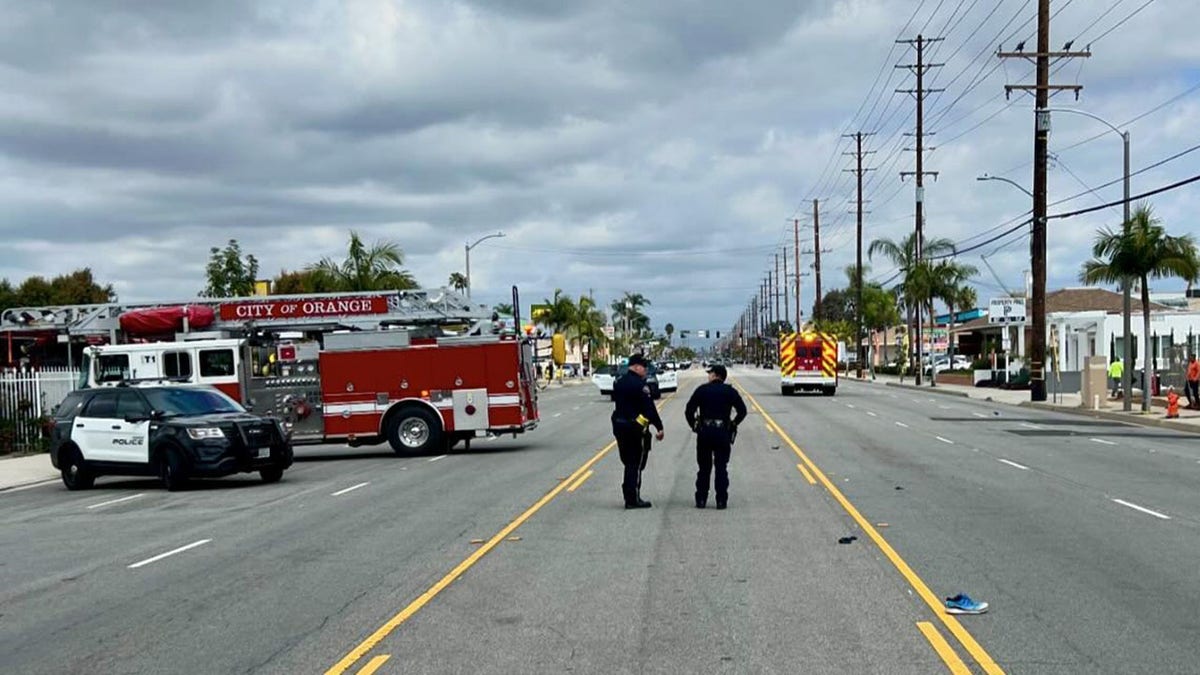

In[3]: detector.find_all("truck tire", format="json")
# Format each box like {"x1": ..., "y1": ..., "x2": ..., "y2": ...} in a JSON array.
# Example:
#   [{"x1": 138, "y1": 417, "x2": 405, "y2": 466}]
[
  {"x1": 386, "y1": 406, "x2": 444, "y2": 456},
  {"x1": 780, "y1": 386, "x2": 792, "y2": 396},
  {"x1": 822, "y1": 387, "x2": 836, "y2": 397},
  {"x1": 259, "y1": 466, "x2": 285, "y2": 484},
  {"x1": 60, "y1": 447, "x2": 95, "y2": 491},
  {"x1": 159, "y1": 445, "x2": 189, "y2": 492}
]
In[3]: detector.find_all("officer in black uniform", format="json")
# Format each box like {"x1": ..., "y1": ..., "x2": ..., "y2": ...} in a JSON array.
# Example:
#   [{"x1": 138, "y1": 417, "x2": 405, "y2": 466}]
[
  {"x1": 684, "y1": 364, "x2": 747, "y2": 509},
  {"x1": 611, "y1": 354, "x2": 664, "y2": 509}
]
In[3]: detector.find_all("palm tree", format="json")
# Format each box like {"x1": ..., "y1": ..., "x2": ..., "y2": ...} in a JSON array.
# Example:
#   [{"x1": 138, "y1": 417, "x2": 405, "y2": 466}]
[
  {"x1": 537, "y1": 289, "x2": 577, "y2": 335},
  {"x1": 570, "y1": 295, "x2": 608, "y2": 371},
  {"x1": 448, "y1": 272, "x2": 468, "y2": 293},
  {"x1": 1080, "y1": 203, "x2": 1199, "y2": 412},
  {"x1": 493, "y1": 303, "x2": 514, "y2": 316},
  {"x1": 869, "y1": 233, "x2": 955, "y2": 377},
  {"x1": 611, "y1": 291, "x2": 651, "y2": 353},
  {"x1": 307, "y1": 231, "x2": 417, "y2": 292},
  {"x1": 943, "y1": 282, "x2": 978, "y2": 368},
  {"x1": 664, "y1": 323, "x2": 675, "y2": 345}
]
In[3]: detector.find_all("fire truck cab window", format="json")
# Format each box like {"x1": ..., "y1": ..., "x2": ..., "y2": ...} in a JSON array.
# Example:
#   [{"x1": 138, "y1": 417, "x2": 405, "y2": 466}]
[
  {"x1": 163, "y1": 352, "x2": 193, "y2": 379},
  {"x1": 96, "y1": 354, "x2": 130, "y2": 383},
  {"x1": 199, "y1": 349, "x2": 235, "y2": 377}
]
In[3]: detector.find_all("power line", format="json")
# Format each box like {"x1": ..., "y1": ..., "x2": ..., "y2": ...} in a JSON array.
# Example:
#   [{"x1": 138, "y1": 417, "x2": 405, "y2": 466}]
[{"x1": 1087, "y1": 0, "x2": 1158, "y2": 45}]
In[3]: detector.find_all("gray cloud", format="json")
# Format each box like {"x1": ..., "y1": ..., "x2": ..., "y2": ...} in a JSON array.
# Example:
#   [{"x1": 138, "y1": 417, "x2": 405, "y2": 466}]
[{"x1": 1, "y1": 0, "x2": 1198, "y2": 336}]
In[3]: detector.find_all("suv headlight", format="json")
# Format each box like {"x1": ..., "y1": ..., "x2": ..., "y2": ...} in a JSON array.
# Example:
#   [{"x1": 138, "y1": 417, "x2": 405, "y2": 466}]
[{"x1": 187, "y1": 427, "x2": 227, "y2": 440}]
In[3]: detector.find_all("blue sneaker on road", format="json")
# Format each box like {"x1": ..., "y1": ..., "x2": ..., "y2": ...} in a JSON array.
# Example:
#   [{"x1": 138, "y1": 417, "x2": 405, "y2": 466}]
[{"x1": 944, "y1": 593, "x2": 989, "y2": 615}]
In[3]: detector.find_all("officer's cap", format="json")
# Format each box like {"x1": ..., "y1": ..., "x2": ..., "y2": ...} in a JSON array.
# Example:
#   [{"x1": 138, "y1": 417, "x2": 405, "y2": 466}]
[
  {"x1": 706, "y1": 364, "x2": 728, "y2": 380},
  {"x1": 627, "y1": 354, "x2": 649, "y2": 368}
]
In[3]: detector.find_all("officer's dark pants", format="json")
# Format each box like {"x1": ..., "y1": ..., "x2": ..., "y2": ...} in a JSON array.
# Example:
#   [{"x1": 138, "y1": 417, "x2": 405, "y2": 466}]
[
  {"x1": 695, "y1": 429, "x2": 732, "y2": 502},
  {"x1": 614, "y1": 426, "x2": 644, "y2": 499}
]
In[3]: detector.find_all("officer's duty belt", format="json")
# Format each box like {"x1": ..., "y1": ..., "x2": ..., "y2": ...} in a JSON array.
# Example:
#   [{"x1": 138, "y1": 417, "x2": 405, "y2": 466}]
[{"x1": 699, "y1": 419, "x2": 728, "y2": 428}]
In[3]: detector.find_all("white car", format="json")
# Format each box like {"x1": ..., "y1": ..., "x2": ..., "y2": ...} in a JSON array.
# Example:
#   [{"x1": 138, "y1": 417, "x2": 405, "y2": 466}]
[
  {"x1": 657, "y1": 366, "x2": 678, "y2": 393},
  {"x1": 592, "y1": 365, "x2": 616, "y2": 395}
]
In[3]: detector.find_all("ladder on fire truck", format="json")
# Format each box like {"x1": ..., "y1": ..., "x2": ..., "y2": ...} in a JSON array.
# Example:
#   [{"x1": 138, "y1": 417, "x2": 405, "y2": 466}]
[{"x1": 0, "y1": 287, "x2": 494, "y2": 341}]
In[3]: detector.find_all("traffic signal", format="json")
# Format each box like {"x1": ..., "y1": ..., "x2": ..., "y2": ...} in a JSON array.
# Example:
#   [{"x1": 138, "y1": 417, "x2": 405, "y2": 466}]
[{"x1": 551, "y1": 333, "x2": 567, "y2": 365}]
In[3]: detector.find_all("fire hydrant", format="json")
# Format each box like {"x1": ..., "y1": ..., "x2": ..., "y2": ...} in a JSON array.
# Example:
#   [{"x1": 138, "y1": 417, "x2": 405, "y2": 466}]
[{"x1": 1166, "y1": 387, "x2": 1181, "y2": 419}]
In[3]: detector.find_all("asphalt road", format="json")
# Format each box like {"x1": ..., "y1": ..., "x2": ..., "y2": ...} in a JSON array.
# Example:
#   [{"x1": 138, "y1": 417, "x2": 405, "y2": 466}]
[{"x1": 1, "y1": 367, "x2": 1197, "y2": 673}]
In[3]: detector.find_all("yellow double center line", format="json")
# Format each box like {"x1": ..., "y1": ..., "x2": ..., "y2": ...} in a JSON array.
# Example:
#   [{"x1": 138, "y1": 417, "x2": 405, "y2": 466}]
[
  {"x1": 736, "y1": 384, "x2": 1004, "y2": 675},
  {"x1": 325, "y1": 393, "x2": 676, "y2": 674}
]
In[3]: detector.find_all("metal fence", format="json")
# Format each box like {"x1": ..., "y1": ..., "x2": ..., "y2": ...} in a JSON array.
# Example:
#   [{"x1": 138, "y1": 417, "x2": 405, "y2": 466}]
[{"x1": 0, "y1": 367, "x2": 79, "y2": 451}]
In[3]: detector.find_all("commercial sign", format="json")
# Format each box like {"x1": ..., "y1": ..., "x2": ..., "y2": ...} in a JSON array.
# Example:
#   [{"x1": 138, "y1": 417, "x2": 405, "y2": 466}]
[
  {"x1": 219, "y1": 296, "x2": 389, "y2": 321},
  {"x1": 988, "y1": 297, "x2": 1027, "y2": 325}
]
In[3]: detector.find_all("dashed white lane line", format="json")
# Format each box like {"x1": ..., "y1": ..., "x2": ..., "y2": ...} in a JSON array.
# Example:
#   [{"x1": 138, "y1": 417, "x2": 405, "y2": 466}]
[
  {"x1": 1090, "y1": 438, "x2": 1117, "y2": 446},
  {"x1": 1112, "y1": 499, "x2": 1171, "y2": 520},
  {"x1": 938, "y1": 405, "x2": 952, "y2": 410},
  {"x1": 1020, "y1": 422, "x2": 1043, "y2": 430},
  {"x1": 846, "y1": 404, "x2": 856, "y2": 409},
  {"x1": 935, "y1": 436, "x2": 955, "y2": 445},
  {"x1": 553, "y1": 413, "x2": 563, "y2": 418},
  {"x1": 895, "y1": 421, "x2": 909, "y2": 428},
  {"x1": 128, "y1": 539, "x2": 212, "y2": 569},
  {"x1": 428, "y1": 454, "x2": 448, "y2": 463},
  {"x1": 867, "y1": 411, "x2": 878, "y2": 417},
  {"x1": 88, "y1": 493, "x2": 145, "y2": 510},
  {"x1": 971, "y1": 412, "x2": 988, "y2": 418},
  {"x1": 331, "y1": 482, "x2": 370, "y2": 496},
  {"x1": 998, "y1": 459, "x2": 1030, "y2": 471},
  {"x1": 487, "y1": 435, "x2": 499, "y2": 442},
  {"x1": 910, "y1": 398, "x2": 921, "y2": 403}
]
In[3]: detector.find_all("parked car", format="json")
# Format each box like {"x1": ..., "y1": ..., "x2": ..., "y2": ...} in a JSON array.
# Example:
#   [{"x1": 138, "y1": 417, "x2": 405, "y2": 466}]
[
  {"x1": 50, "y1": 384, "x2": 293, "y2": 491},
  {"x1": 611, "y1": 363, "x2": 663, "y2": 399}
]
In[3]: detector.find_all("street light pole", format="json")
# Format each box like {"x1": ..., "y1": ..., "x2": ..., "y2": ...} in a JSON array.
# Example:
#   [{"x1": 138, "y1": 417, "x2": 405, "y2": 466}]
[
  {"x1": 1038, "y1": 107, "x2": 1132, "y2": 410},
  {"x1": 464, "y1": 231, "x2": 505, "y2": 300}
]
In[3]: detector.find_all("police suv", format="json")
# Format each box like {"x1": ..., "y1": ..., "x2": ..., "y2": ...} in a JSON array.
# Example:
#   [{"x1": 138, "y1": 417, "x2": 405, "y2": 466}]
[{"x1": 50, "y1": 385, "x2": 293, "y2": 491}]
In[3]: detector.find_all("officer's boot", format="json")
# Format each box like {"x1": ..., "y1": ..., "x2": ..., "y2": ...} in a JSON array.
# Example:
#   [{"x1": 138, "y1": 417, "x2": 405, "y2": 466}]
[
  {"x1": 624, "y1": 486, "x2": 651, "y2": 509},
  {"x1": 716, "y1": 493, "x2": 728, "y2": 510},
  {"x1": 695, "y1": 492, "x2": 707, "y2": 509}
]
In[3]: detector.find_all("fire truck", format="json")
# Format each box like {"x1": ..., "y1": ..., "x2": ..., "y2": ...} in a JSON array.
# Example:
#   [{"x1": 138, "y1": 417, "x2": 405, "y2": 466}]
[
  {"x1": 778, "y1": 331, "x2": 838, "y2": 396},
  {"x1": 1, "y1": 288, "x2": 539, "y2": 455}
]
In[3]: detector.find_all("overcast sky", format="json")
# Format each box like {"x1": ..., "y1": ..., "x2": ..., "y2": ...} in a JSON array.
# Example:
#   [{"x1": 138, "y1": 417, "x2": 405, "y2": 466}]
[{"x1": 2, "y1": 0, "x2": 1197, "y2": 336}]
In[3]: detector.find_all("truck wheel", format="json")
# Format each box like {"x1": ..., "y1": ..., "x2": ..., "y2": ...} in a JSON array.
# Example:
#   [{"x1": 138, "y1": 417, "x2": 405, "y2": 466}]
[
  {"x1": 822, "y1": 387, "x2": 836, "y2": 397},
  {"x1": 60, "y1": 448, "x2": 95, "y2": 491},
  {"x1": 780, "y1": 386, "x2": 792, "y2": 397},
  {"x1": 386, "y1": 406, "x2": 444, "y2": 456},
  {"x1": 159, "y1": 446, "x2": 189, "y2": 492},
  {"x1": 259, "y1": 466, "x2": 284, "y2": 484}
]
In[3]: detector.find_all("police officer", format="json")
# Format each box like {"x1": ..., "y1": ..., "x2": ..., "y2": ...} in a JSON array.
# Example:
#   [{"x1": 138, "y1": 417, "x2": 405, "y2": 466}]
[
  {"x1": 611, "y1": 354, "x2": 664, "y2": 509},
  {"x1": 684, "y1": 364, "x2": 747, "y2": 509}
]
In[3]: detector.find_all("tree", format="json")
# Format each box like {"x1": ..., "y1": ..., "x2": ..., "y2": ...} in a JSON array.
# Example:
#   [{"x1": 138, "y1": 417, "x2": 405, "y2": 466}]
[
  {"x1": 869, "y1": 232, "x2": 956, "y2": 372},
  {"x1": 307, "y1": 231, "x2": 417, "y2": 292},
  {"x1": 448, "y1": 272, "x2": 468, "y2": 293},
  {"x1": 493, "y1": 303, "x2": 514, "y2": 316},
  {"x1": 814, "y1": 289, "x2": 852, "y2": 324},
  {"x1": 943, "y1": 284, "x2": 978, "y2": 365},
  {"x1": 611, "y1": 291, "x2": 652, "y2": 353},
  {"x1": 536, "y1": 289, "x2": 577, "y2": 335},
  {"x1": 1080, "y1": 203, "x2": 1199, "y2": 412},
  {"x1": 664, "y1": 322, "x2": 675, "y2": 345},
  {"x1": 203, "y1": 239, "x2": 259, "y2": 298},
  {"x1": 569, "y1": 295, "x2": 608, "y2": 369},
  {"x1": 270, "y1": 269, "x2": 339, "y2": 295},
  {"x1": 0, "y1": 269, "x2": 116, "y2": 313}
]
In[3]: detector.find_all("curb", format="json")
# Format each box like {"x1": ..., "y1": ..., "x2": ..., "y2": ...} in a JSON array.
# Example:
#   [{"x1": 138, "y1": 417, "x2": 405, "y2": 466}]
[
  {"x1": 0, "y1": 475, "x2": 60, "y2": 493},
  {"x1": 881, "y1": 381, "x2": 971, "y2": 398},
  {"x1": 1021, "y1": 402, "x2": 1200, "y2": 435}
]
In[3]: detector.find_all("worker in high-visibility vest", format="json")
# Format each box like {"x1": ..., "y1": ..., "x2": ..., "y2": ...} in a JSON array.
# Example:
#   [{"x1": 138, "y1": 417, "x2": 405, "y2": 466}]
[{"x1": 1107, "y1": 357, "x2": 1124, "y2": 398}]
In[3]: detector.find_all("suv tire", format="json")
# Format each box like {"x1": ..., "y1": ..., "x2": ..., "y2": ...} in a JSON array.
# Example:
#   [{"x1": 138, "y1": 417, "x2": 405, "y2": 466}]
[
  {"x1": 60, "y1": 448, "x2": 95, "y2": 491},
  {"x1": 160, "y1": 446, "x2": 189, "y2": 492},
  {"x1": 259, "y1": 466, "x2": 284, "y2": 484}
]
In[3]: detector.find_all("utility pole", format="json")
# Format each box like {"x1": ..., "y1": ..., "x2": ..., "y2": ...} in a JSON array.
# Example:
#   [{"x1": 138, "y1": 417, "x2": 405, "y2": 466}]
[
  {"x1": 999, "y1": 1, "x2": 1090, "y2": 402},
  {"x1": 782, "y1": 249, "x2": 790, "y2": 330},
  {"x1": 794, "y1": 219, "x2": 802, "y2": 330},
  {"x1": 898, "y1": 34, "x2": 943, "y2": 386},
  {"x1": 844, "y1": 131, "x2": 876, "y2": 379},
  {"x1": 812, "y1": 199, "x2": 822, "y2": 322},
  {"x1": 774, "y1": 254, "x2": 782, "y2": 332}
]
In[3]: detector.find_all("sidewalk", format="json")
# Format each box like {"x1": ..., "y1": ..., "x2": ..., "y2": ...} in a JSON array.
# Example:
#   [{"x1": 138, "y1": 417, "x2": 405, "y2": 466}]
[
  {"x1": 848, "y1": 373, "x2": 1200, "y2": 435},
  {"x1": 0, "y1": 453, "x2": 58, "y2": 492}
]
